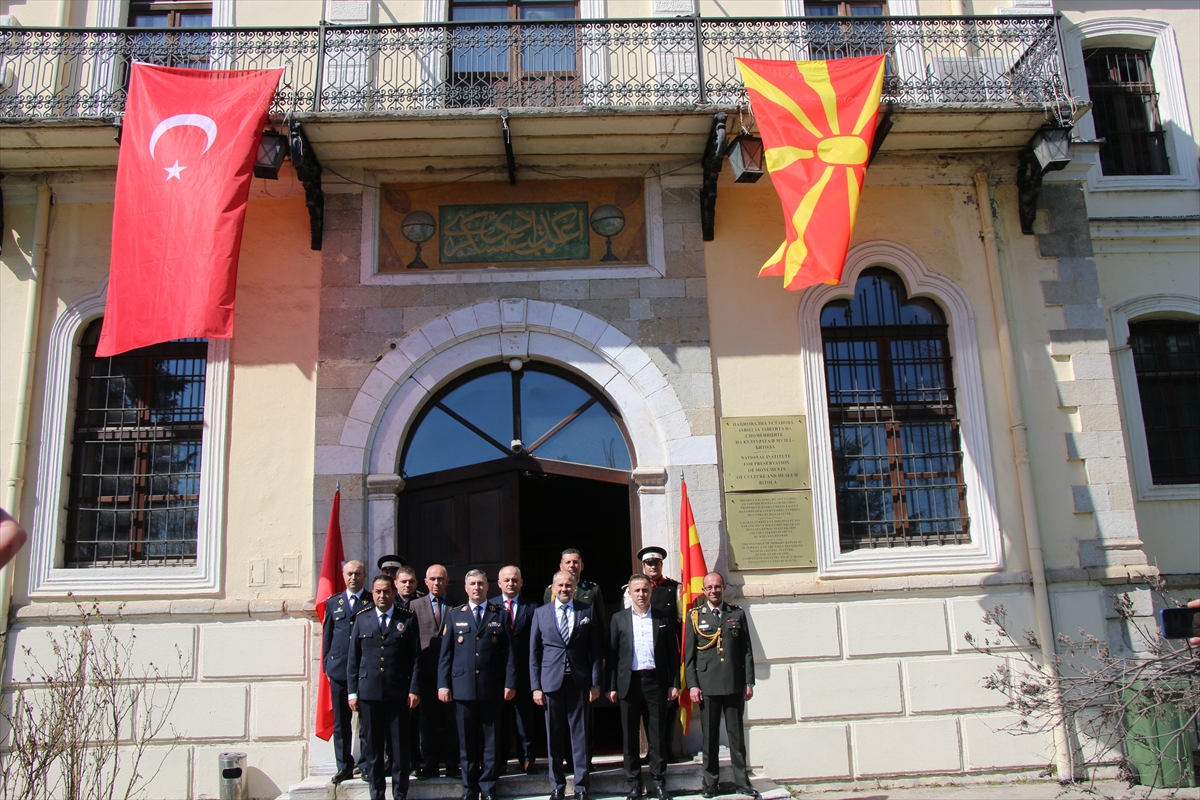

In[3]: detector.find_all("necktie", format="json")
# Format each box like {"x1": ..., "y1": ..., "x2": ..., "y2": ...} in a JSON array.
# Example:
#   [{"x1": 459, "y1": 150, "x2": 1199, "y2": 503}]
[
  {"x1": 433, "y1": 598, "x2": 441, "y2": 627},
  {"x1": 506, "y1": 598, "x2": 515, "y2": 626},
  {"x1": 379, "y1": 612, "x2": 388, "y2": 635},
  {"x1": 558, "y1": 604, "x2": 570, "y2": 642},
  {"x1": 474, "y1": 605, "x2": 483, "y2": 627},
  {"x1": 349, "y1": 594, "x2": 357, "y2": 612}
]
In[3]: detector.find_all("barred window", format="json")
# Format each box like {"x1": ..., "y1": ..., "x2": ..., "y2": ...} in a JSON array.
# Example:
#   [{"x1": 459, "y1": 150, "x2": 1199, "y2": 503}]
[
  {"x1": 1084, "y1": 48, "x2": 1170, "y2": 176},
  {"x1": 66, "y1": 320, "x2": 207, "y2": 567},
  {"x1": 821, "y1": 268, "x2": 969, "y2": 551},
  {"x1": 1128, "y1": 320, "x2": 1200, "y2": 485}
]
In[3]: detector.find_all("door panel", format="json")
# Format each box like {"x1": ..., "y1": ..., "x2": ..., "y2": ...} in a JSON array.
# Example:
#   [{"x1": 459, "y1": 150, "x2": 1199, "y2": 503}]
[{"x1": 400, "y1": 471, "x2": 518, "y2": 603}]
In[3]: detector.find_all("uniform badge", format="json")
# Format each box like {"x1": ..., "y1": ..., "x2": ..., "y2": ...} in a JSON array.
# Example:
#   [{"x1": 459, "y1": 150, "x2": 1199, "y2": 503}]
[{"x1": 458, "y1": 635, "x2": 465, "y2": 644}]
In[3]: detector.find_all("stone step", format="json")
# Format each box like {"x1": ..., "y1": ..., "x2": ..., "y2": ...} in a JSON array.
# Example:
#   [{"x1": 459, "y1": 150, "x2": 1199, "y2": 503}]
[{"x1": 280, "y1": 758, "x2": 787, "y2": 800}]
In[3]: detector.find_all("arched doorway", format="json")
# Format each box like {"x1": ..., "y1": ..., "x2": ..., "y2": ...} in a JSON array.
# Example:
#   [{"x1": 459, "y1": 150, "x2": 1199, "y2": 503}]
[{"x1": 398, "y1": 361, "x2": 636, "y2": 607}]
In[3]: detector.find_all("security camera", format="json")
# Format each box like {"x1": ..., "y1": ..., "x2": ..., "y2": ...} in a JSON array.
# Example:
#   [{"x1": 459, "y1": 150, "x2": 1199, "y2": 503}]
[{"x1": 511, "y1": 439, "x2": 525, "y2": 454}]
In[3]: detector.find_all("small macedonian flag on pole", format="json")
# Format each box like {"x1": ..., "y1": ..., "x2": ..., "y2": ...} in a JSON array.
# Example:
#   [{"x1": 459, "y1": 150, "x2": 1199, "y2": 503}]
[{"x1": 736, "y1": 55, "x2": 887, "y2": 291}]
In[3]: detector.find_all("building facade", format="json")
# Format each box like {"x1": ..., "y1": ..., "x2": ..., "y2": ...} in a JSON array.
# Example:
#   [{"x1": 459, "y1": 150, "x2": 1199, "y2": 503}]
[{"x1": 1, "y1": 0, "x2": 1196, "y2": 798}]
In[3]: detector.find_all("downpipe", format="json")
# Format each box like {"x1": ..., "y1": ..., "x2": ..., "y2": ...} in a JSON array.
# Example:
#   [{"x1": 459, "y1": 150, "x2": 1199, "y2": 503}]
[{"x1": 973, "y1": 170, "x2": 1075, "y2": 781}]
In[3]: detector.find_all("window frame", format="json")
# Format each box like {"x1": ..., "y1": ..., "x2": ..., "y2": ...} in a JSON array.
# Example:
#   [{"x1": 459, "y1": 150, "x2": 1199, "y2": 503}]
[
  {"x1": 799, "y1": 242, "x2": 1003, "y2": 577},
  {"x1": 1082, "y1": 47, "x2": 1171, "y2": 177},
  {"x1": 128, "y1": 1, "x2": 214, "y2": 28},
  {"x1": 1062, "y1": 17, "x2": 1199, "y2": 192},
  {"x1": 1110, "y1": 295, "x2": 1200, "y2": 502},
  {"x1": 26, "y1": 281, "x2": 230, "y2": 597}
]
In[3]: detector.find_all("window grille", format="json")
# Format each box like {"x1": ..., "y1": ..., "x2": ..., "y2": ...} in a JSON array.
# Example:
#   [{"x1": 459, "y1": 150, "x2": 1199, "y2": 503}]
[
  {"x1": 66, "y1": 320, "x2": 207, "y2": 567},
  {"x1": 1084, "y1": 48, "x2": 1170, "y2": 176},
  {"x1": 821, "y1": 268, "x2": 969, "y2": 550},
  {"x1": 1129, "y1": 319, "x2": 1200, "y2": 485}
]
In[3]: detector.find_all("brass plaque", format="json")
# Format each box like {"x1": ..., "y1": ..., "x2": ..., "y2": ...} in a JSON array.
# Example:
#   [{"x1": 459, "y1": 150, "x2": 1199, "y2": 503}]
[
  {"x1": 726, "y1": 491, "x2": 815, "y2": 570},
  {"x1": 720, "y1": 416, "x2": 810, "y2": 492}
]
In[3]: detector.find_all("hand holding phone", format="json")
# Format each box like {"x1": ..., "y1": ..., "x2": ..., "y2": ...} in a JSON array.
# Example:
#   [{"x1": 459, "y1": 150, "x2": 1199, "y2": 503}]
[{"x1": 1160, "y1": 605, "x2": 1200, "y2": 643}]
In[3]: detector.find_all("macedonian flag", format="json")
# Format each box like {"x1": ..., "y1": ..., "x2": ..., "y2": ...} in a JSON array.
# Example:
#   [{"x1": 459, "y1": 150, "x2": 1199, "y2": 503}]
[{"x1": 736, "y1": 55, "x2": 886, "y2": 291}]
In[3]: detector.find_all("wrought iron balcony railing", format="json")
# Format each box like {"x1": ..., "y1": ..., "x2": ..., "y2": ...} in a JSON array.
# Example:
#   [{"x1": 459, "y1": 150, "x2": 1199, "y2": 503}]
[{"x1": 0, "y1": 15, "x2": 1071, "y2": 122}]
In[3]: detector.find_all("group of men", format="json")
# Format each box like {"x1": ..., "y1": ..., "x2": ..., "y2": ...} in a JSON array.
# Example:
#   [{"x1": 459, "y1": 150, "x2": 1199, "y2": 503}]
[{"x1": 321, "y1": 546, "x2": 759, "y2": 800}]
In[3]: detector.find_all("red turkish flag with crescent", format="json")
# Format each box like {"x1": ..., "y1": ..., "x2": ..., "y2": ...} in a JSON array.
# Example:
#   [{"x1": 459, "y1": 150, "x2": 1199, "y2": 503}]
[
  {"x1": 97, "y1": 63, "x2": 282, "y2": 356},
  {"x1": 736, "y1": 56, "x2": 886, "y2": 291}
]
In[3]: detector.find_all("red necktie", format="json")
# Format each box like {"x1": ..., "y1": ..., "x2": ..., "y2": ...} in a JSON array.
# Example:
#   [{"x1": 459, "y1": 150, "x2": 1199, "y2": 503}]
[{"x1": 506, "y1": 598, "x2": 515, "y2": 627}]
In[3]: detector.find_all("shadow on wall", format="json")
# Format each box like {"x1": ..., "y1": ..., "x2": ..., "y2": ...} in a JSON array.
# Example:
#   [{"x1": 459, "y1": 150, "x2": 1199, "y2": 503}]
[{"x1": 248, "y1": 766, "x2": 281, "y2": 799}]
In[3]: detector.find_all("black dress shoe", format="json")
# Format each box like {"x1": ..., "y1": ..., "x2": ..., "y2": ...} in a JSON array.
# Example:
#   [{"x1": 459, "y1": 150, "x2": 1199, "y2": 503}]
[
  {"x1": 626, "y1": 786, "x2": 643, "y2": 800},
  {"x1": 735, "y1": 787, "x2": 761, "y2": 800},
  {"x1": 446, "y1": 767, "x2": 462, "y2": 780},
  {"x1": 574, "y1": 790, "x2": 590, "y2": 800},
  {"x1": 331, "y1": 768, "x2": 354, "y2": 785},
  {"x1": 701, "y1": 784, "x2": 720, "y2": 798},
  {"x1": 549, "y1": 790, "x2": 565, "y2": 800},
  {"x1": 654, "y1": 787, "x2": 672, "y2": 800}
]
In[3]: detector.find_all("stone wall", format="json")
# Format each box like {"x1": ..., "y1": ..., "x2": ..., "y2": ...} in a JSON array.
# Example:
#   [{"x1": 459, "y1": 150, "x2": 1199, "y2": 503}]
[{"x1": 312, "y1": 183, "x2": 724, "y2": 572}]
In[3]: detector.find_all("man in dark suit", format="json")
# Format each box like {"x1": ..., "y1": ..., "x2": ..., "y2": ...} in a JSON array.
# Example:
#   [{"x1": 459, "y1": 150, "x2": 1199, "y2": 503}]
[
  {"x1": 348, "y1": 575, "x2": 422, "y2": 800},
  {"x1": 684, "y1": 572, "x2": 758, "y2": 800},
  {"x1": 439, "y1": 570, "x2": 518, "y2": 800},
  {"x1": 607, "y1": 573, "x2": 679, "y2": 800},
  {"x1": 394, "y1": 563, "x2": 425, "y2": 772},
  {"x1": 531, "y1": 570, "x2": 604, "y2": 800},
  {"x1": 491, "y1": 565, "x2": 538, "y2": 775},
  {"x1": 411, "y1": 563, "x2": 460, "y2": 779},
  {"x1": 323, "y1": 559, "x2": 371, "y2": 785}
]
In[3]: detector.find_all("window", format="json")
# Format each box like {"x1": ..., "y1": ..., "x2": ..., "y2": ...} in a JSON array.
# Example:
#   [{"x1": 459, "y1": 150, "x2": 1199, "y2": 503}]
[
  {"x1": 805, "y1": 1, "x2": 886, "y2": 15},
  {"x1": 1084, "y1": 48, "x2": 1170, "y2": 176},
  {"x1": 129, "y1": 1, "x2": 212, "y2": 27},
  {"x1": 448, "y1": 0, "x2": 580, "y2": 107},
  {"x1": 1127, "y1": 320, "x2": 1199, "y2": 485},
  {"x1": 403, "y1": 363, "x2": 631, "y2": 477},
  {"x1": 820, "y1": 268, "x2": 968, "y2": 551},
  {"x1": 64, "y1": 321, "x2": 207, "y2": 567},
  {"x1": 805, "y1": 2, "x2": 890, "y2": 71},
  {"x1": 128, "y1": 2, "x2": 213, "y2": 69}
]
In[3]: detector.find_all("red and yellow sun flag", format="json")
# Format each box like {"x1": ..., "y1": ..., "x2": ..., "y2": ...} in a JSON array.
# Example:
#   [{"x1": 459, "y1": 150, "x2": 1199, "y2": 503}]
[
  {"x1": 678, "y1": 479, "x2": 708, "y2": 733},
  {"x1": 736, "y1": 55, "x2": 886, "y2": 291}
]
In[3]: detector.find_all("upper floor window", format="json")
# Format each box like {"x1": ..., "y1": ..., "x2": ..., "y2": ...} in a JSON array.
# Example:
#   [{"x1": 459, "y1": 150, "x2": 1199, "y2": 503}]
[
  {"x1": 66, "y1": 320, "x2": 207, "y2": 567},
  {"x1": 820, "y1": 268, "x2": 968, "y2": 551},
  {"x1": 1084, "y1": 48, "x2": 1170, "y2": 176},
  {"x1": 1128, "y1": 320, "x2": 1199, "y2": 485},
  {"x1": 805, "y1": 1, "x2": 886, "y2": 16},
  {"x1": 129, "y1": 1, "x2": 212, "y2": 27}
]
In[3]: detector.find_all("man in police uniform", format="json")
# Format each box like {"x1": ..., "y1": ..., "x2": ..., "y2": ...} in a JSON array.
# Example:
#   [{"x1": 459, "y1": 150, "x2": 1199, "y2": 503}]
[
  {"x1": 348, "y1": 575, "x2": 422, "y2": 800},
  {"x1": 438, "y1": 570, "x2": 518, "y2": 800},
  {"x1": 637, "y1": 547, "x2": 680, "y2": 622},
  {"x1": 683, "y1": 572, "x2": 758, "y2": 800},
  {"x1": 323, "y1": 560, "x2": 371, "y2": 785}
]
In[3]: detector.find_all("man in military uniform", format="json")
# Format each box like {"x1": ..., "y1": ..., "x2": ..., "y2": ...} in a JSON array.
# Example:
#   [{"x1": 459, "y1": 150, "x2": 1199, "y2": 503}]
[
  {"x1": 322, "y1": 560, "x2": 371, "y2": 785},
  {"x1": 638, "y1": 547, "x2": 680, "y2": 622},
  {"x1": 348, "y1": 575, "x2": 422, "y2": 800},
  {"x1": 542, "y1": 548, "x2": 608, "y2": 635},
  {"x1": 438, "y1": 570, "x2": 517, "y2": 800},
  {"x1": 683, "y1": 572, "x2": 758, "y2": 800}
]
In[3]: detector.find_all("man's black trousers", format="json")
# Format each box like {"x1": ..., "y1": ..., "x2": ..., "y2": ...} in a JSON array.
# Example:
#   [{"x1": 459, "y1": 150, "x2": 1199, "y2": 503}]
[
  {"x1": 699, "y1": 694, "x2": 749, "y2": 788},
  {"x1": 454, "y1": 699, "x2": 502, "y2": 797},
  {"x1": 619, "y1": 670, "x2": 668, "y2": 787},
  {"x1": 360, "y1": 700, "x2": 412, "y2": 800},
  {"x1": 328, "y1": 677, "x2": 356, "y2": 774}
]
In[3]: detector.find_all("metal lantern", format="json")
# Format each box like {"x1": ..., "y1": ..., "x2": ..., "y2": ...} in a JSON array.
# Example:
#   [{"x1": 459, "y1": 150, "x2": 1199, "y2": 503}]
[
  {"x1": 253, "y1": 130, "x2": 289, "y2": 180},
  {"x1": 1031, "y1": 125, "x2": 1072, "y2": 173},
  {"x1": 727, "y1": 133, "x2": 764, "y2": 183},
  {"x1": 590, "y1": 204, "x2": 626, "y2": 262},
  {"x1": 401, "y1": 210, "x2": 436, "y2": 269}
]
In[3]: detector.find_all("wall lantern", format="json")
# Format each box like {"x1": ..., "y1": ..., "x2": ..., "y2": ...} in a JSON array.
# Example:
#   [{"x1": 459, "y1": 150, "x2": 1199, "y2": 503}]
[
  {"x1": 727, "y1": 133, "x2": 764, "y2": 183},
  {"x1": 253, "y1": 130, "x2": 290, "y2": 180},
  {"x1": 590, "y1": 205, "x2": 626, "y2": 262},
  {"x1": 1031, "y1": 125, "x2": 1072, "y2": 173},
  {"x1": 401, "y1": 210, "x2": 436, "y2": 269}
]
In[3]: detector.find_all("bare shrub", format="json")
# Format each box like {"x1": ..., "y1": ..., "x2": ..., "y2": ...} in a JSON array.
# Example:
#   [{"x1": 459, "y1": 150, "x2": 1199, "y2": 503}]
[{"x1": 0, "y1": 600, "x2": 187, "y2": 800}]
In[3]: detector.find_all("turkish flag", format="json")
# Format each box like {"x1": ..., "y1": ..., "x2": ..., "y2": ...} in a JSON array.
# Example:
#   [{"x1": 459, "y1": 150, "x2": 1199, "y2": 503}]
[
  {"x1": 97, "y1": 63, "x2": 282, "y2": 356},
  {"x1": 315, "y1": 489, "x2": 346, "y2": 742},
  {"x1": 736, "y1": 56, "x2": 886, "y2": 291}
]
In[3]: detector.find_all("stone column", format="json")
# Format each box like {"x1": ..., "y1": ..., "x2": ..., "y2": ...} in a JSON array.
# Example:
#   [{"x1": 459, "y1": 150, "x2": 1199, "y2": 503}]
[{"x1": 366, "y1": 473, "x2": 404, "y2": 571}]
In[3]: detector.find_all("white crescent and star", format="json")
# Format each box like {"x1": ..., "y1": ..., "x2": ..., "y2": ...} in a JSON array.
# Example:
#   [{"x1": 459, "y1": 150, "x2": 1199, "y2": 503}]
[{"x1": 148, "y1": 113, "x2": 218, "y2": 182}]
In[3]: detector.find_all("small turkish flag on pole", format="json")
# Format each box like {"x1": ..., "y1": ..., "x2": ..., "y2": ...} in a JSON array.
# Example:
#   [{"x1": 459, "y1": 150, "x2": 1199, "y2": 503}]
[
  {"x1": 97, "y1": 63, "x2": 283, "y2": 357},
  {"x1": 315, "y1": 489, "x2": 346, "y2": 742}
]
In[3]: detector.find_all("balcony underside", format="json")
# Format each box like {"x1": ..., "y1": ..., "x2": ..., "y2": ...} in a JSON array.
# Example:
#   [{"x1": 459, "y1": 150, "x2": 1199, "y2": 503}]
[{"x1": 0, "y1": 104, "x2": 1059, "y2": 173}]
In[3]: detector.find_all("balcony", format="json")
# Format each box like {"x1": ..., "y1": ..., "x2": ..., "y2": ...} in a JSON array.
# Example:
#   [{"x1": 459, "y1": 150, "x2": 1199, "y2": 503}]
[{"x1": 0, "y1": 15, "x2": 1073, "y2": 172}]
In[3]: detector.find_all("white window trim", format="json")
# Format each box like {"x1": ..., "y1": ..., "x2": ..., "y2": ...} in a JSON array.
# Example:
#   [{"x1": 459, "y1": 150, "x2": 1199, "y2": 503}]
[
  {"x1": 27, "y1": 280, "x2": 229, "y2": 597},
  {"x1": 1062, "y1": 17, "x2": 1199, "y2": 192},
  {"x1": 798, "y1": 241, "x2": 1004, "y2": 577},
  {"x1": 1110, "y1": 295, "x2": 1200, "y2": 502},
  {"x1": 359, "y1": 175, "x2": 666, "y2": 285}
]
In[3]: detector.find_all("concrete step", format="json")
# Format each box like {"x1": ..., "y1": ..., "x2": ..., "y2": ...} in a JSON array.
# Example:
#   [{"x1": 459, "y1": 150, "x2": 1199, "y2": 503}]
[{"x1": 280, "y1": 757, "x2": 787, "y2": 800}]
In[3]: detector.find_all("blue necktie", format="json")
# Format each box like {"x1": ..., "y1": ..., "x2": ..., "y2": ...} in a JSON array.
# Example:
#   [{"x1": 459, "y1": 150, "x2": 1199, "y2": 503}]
[
  {"x1": 379, "y1": 612, "x2": 388, "y2": 636},
  {"x1": 558, "y1": 605, "x2": 570, "y2": 642},
  {"x1": 474, "y1": 605, "x2": 483, "y2": 627}
]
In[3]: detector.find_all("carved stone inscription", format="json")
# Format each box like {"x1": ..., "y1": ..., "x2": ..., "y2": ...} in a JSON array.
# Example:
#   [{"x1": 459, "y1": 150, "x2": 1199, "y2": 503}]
[
  {"x1": 726, "y1": 491, "x2": 815, "y2": 570},
  {"x1": 440, "y1": 202, "x2": 590, "y2": 263},
  {"x1": 720, "y1": 416, "x2": 809, "y2": 492}
]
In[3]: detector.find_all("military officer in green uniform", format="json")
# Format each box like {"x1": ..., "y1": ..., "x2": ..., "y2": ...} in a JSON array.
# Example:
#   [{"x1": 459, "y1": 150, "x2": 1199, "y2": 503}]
[
  {"x1": 683, "y1": 572, "x2": 758, "y2": 800},
  {"x1": 542, "y1": 548, "x2": 608, "y2": 635}
]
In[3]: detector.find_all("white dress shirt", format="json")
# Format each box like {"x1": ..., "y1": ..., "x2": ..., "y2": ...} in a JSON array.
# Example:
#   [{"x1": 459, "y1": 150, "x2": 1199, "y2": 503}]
[
  {"x1": 630, "y1": 607, "x2": 656, "y2": 670},
  {"x1": 553, "y1": 599, "x2": 576, "y2": 639}
]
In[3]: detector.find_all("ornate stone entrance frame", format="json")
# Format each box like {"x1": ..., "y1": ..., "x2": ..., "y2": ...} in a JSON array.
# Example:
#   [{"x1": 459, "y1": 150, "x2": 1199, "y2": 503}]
[{"x1": 321, "y1": 299, "x2": 716, "y2": 569}]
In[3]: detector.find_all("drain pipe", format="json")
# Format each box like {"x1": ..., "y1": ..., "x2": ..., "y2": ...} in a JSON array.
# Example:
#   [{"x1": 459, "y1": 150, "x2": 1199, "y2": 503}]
[
  {"x1": 972, "y1": 171, "x2": 1073, "y2": 780},
  {"x1": 0, "y1": 184, "x2": 52, "y2": 645}
]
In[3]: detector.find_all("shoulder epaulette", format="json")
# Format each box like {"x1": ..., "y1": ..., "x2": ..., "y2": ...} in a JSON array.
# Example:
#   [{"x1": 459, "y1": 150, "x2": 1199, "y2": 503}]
[
  {"x1": 460, "y1": 604, "x2": 469, "y2": 612},
  {"x1": 726, "y1": 603, "x2": 742, "y2": 611},
  {"x1": 487, "y1": 603, "x2": 499, "y2": 612}
]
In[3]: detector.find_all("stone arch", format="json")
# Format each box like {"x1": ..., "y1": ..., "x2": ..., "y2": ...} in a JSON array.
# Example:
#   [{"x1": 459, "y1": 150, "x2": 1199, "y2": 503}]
[{"x1": 319, "y1": 299, "x2": 716, "y2": 568}]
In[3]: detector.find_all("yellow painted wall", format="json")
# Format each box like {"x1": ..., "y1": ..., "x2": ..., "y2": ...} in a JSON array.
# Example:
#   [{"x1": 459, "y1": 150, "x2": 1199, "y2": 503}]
[
  {"x1": 233, "y1": 0, "x2": 325, "y2": 26},
  {"x1": 704, "y1": 162, "x2": 1114, "y2": 579},
  {"x1": 0, "y1": 185, "x2": 320, "y2": 605}
]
